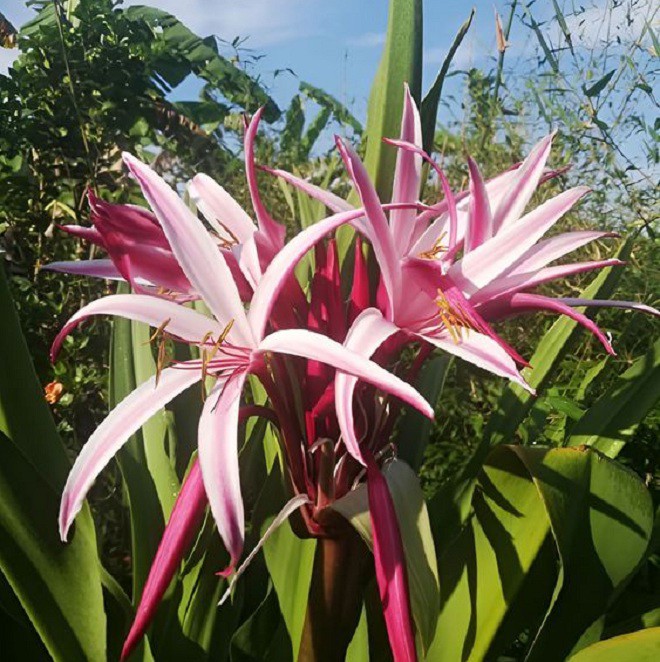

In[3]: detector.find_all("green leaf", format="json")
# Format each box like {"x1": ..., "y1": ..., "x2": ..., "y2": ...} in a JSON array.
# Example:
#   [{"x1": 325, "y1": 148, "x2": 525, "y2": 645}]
[
  {"x1": 551, "y1": 0, "x2": 574, "y2": 55},
  {"x1": 429, "y1": 447, "x2": 553, "y2": 661},
  {"x1": 300, "y1": 81, "x2": 363, "y2": 135},
  {"x1": 397, "y1": 356, "x2": 451, "y2": 471},
  {"x1": 567, "y1": 338, "x2": 660, "y2": 457},
  {"x1": 568, "y1": 627, "x2": 660, "y2": 661},
  {"x1": 420, "y1": 9, "x2": 474, "y2": 152},
  {"x1": 124, "y1": 6, "x2": 280, "y2": 121},
  {"x1": 230, "y1": 584, "x2": 290, "y2": 662},
  {"x1": 281, "y1": 95, "x2": 305, "y2": 156},
  {"x1": 345, "y1": 605, "x2": 369, "y2": 661},
  {"x1": 362, "y1": 0, "x2": 423, "y2": 202},
  {"x1": 428, "y1": 445, "x2": 653, "y2": 661},
  {"x1": 0, "y1": 267, "x2": 106, "y2": 660},
  {"x1": 583, "y1": 70, "x2": 616, "y2": 97},
  {"x1": 523, "y1": 4, "x2": 560, "y2": 73},
  {"x1": 109, "y1": 287, "x2": 166, "y2": 601},
  {"x1": 646, "y1": 22, "x2": 660, "y2": 57},
  {"x1": 251, "y1": 448, "x2": 314, "y2": 658},
  {"x1": 518, "y1": 447, "x2": 652, "y2": 660},
  {"x1": 130, "y1": 320, "x2": 179, "y2": 516},
  {"x1": 332, "y1": 459, "x2": 440, "y2": 653}
]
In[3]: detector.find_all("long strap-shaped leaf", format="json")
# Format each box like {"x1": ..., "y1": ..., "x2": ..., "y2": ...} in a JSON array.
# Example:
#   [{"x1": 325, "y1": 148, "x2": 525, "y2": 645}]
[
  {"x1": 420, "y1": 9, "x2": 474, "y2": 153},
  {"x1": 110, "y1": 283, "x2": 180, "y2": 604},
  {"x1": 362, "y1": 0, "x2": 423, "y2": 203},
  {"x1": 0, "y1": 267, "x2": 106, "y2": 660}
]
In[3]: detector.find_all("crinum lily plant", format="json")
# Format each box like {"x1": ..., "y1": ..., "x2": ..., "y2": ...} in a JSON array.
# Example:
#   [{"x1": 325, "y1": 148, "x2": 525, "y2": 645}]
[{"x1": 50, "y1": 89, "x2": 657, "y2": 662}]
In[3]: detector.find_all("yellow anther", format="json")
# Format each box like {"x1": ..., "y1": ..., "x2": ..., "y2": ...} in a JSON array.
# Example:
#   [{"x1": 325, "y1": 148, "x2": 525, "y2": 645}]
[
  {"x1": 418, "y1": 232, "x2": 447, "y2": 260},
  {"x1": 200, "y1": 319, "x2": 235, "y2": 401},
  {"x1": 144, "y1": 318, "x2": 173, "y2": 385},
  {"x1": 436, "y1": 289, "x2": 473, "y2": 343},
  {"x1": 214, "y1": 223, "x2": 240, "y2": 250}
]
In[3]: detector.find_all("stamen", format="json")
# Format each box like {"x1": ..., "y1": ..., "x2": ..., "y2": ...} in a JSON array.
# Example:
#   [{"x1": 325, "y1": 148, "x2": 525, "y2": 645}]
[
  {"x1": 213, "y1": 223, "x2": 240, "y2": 250},
  {"x1": 145, "y1": 318, "x2": 172, "y2": 386},
  {"x1": 418, "y1": 232, "x2": 447, "y2": 260},
  {"x1": 200, "y1": 319, "x2": 235, "y2": 401},
  {"x1": 436, "y1": 288, "x2": 474, "y2": 343}
]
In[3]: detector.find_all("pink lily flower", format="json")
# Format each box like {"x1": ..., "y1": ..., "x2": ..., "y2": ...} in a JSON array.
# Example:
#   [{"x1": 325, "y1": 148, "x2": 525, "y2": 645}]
[
  {"x1": 263, "y1": 88, "x2": 657, "y2": 659},
  {"x1": 45, "y1": 109, "x2": 287, "y2": 303},
  {"x1": 46, "y1": 192, "x2": 195, "y2": 295},
  {"x1": 54, "y1": 152, "x2": 434, "y2": 657}
]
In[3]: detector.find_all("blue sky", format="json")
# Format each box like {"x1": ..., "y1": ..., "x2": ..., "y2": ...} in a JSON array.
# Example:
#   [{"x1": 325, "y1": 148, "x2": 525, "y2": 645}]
[
  {"x1": 0, "y1": 0, "x2": 532, "y2": 122},
  {"x1": 0, "y1": 0, "x2": 656, "y2": 153}
]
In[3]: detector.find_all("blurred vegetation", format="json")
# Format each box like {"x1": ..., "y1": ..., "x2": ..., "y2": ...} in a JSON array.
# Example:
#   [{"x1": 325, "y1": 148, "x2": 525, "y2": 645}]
[
  {"x1": 0, "y1": 0, "x2": 657, "y2": 600},
  {"x1": 417, "y1": 0, "x2": 659, "y2": 499}
]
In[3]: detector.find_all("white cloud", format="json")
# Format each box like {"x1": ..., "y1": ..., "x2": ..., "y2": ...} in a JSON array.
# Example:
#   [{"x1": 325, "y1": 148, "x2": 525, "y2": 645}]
[
  {"x1": 347, "y1": 31, "x2": 385, "y2": 48},
  {"x1": 125, "y1": 0, "x2": 323, "y2": 47},
  {"x1": 0, "y1": 48, "x2": 19, "y2": 76}
]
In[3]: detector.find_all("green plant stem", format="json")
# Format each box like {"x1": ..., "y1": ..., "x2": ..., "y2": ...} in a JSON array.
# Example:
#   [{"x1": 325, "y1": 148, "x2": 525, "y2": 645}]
[
  {"x1": 298, "y1": 530, "x2": 370, "y2": 662},
  {"x1": 492, "y1": 0, "x2": 518, "y2": 106},
  {"x1": 52, "y1": 0, "x2": 95, "y2": 186}
]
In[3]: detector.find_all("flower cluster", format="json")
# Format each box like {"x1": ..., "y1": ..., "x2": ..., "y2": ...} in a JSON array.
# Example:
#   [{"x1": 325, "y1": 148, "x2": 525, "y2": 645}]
[{"x1": 49, "y1": 88, "x2": 656, "y2": 661}]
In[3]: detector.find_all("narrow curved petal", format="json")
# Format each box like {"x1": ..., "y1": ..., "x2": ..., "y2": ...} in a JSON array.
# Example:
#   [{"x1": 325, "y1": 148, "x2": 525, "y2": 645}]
[
  {"x1": 59, "y1": 366, "x2": 202, "y2": 541},
  {"x1": 349, "y1": 235, "x2": 370, "y2": 322},
  {"x1": 259, "y1": 329, "x2": 433, "y2": 419},
  {"x1": 198, "y1": 372, "x2": 247, "y2": 572},
  {"x1": 390, "y1": 85, "x2": 423, "y2": 253},
  {"x1": 51, "y1": 294, "x2": 223, "y2": 362},
  {"x1": 42, "y1": 259, "x2": 123, "y2": 281},
  {"x1": 423, "y1": 330, "x2": 533, "y2": 393},
  {"x1": 450, "y1": 186, "x2": 590, "y2": 294},
  {"x1": 233, "y1": 233, "x2": 262, "y2": 290},
  {"x1": 464, "y1": 156, "x2": 493, "y2": 253},
  {"x1": 506, "y1": 230, "x2": 618, "y2": 276},
  {"x1": 492, "y1": 133, "x2": 554, "y2": 232},
  {"x1": 189, "y1": 173, "x2": 257, "y2": 243},
  {"x1": 438, "y1": 169, "x2": 459, "y2": 252},
  {"x1": 248, "y1": 207, "x2": 368, "y2": 340},
  {"x1": 383, "y1": 138, "x2": 459, "y2": 254},
  {"x1": 221, "y1": 248, "x2": 256, "y2": 301},
  {"x1": 335, "y1": 309, "x2": 401, "y2": 464},
  {"x1": 412, "y1": 164, "x2": 522, "y2": 246},
  {"x1": 504, "y1": 293, "x2": 615, "y2": 355},
  {"x1": 122, "y1": 153, "x2": 253, "y2": 346},
  {"x1": 121, "y1": 460, "x2": 207, "y2": 661},
  {"x1": 244, "y1": 109, "x2": 286, "y2": 249},
  {"x1": 336, "y1": 137, "x2": 401, "y2": 317},
  {"x1": 260, "y1": 165, "x2": 353, "y2": 214},
  {"x1": 366, "y1": 454, "x2": 417, "y2": 662},
  {"x1": 473, "y1": 258, "x2": 624, "y2": 305},
  {"x1": 556, "y1": 298, "x2": 660, "y2": 317},
  {"x1": 59, "y1": 224, "x2": 105, "y2": 246}
]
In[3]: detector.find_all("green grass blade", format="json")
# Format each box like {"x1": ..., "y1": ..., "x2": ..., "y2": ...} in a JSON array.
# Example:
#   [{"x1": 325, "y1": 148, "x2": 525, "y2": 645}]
[
  {"x1": 110, "y1": 286, "x2": 166, "y2": 602},
  {"x1": 420, "y1": 9, "x2": 474, "y2": 152},
  {"x1": 567, "y1": 337, "x2": 660, "y2": 457}
]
